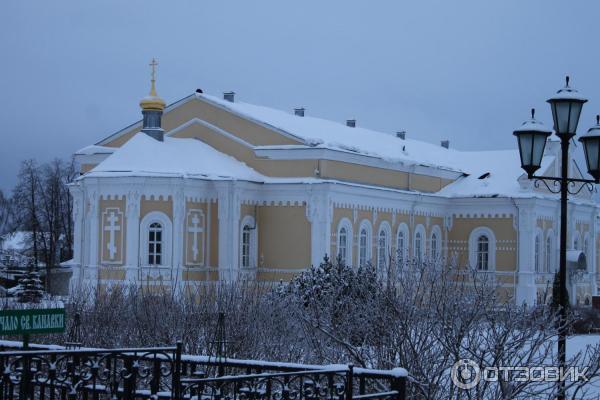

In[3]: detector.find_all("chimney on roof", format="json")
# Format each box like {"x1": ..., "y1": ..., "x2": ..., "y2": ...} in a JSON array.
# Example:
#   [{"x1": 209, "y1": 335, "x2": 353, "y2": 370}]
[
  {"x1": 223, "y1": 91, "x2": 235, "y2": 102},
  {"x1": 441, "y1": 140, "x2": 450, "y2": 149},
  {"x1": 294, "y1": 107, "x2": 305, "y2": 117},
  {"x1": 396, "y1": 131, "x2": 406, "y2": 140},
  {"x1": 346, "y1": 119, "x2": 356, "y2": 128}
]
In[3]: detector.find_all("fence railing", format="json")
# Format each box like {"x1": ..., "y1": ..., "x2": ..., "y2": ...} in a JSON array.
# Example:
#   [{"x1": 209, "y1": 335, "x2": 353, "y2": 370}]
[{"x1": 0, "y1": 341, "x2": 407, "y2": 400}]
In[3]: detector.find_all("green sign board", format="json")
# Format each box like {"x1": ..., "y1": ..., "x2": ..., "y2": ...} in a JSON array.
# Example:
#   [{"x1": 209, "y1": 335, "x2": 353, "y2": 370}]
[{"x1": 0, "y1": 308, "x2": 65, "y2": 335}]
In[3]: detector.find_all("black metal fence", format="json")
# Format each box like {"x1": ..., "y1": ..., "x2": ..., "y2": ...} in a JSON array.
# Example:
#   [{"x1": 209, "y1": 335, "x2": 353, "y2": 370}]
[{"x1": 0, "y1": 342, "x2": 407, "y2": 400}]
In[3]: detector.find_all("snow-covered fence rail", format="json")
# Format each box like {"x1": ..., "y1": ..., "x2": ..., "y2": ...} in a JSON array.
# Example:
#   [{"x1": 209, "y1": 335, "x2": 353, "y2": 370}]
[{"x1": 0, "y1": 341, "x2": 407, "y2": 400}]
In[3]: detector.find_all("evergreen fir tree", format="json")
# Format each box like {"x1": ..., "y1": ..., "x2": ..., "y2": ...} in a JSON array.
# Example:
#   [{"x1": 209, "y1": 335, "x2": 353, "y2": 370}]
[{"x1": 15, "y1": 260, "x2": 45, "y2": 303}]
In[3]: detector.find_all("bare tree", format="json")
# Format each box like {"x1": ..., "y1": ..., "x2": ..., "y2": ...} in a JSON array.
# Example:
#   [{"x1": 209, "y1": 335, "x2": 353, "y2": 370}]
[
  {"x1": 0, "y1": 190, "x2": 12, "y2": 236},
  {"x1": 12, "y1": 159, "x2": 41, "y2": 266}
]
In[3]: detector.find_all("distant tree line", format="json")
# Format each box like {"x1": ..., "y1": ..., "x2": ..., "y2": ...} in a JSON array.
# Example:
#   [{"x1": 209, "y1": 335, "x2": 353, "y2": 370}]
[{"x1": 0, "y1": 158, "x2": 77, "y2": 290}]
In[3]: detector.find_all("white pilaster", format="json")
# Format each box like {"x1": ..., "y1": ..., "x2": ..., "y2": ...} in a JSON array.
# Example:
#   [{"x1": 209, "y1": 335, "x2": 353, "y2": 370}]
[
  {"x1": 217, "y1": 182, "x2": 241, "y2": 281},
  {"x1": 307, "y1": 190, "x2": 332, "y2": 268},
  {"x1": 125, "y1": 190, "x2": 140, "y2": 282},
  {"x1": 68, "y1": 185, "x2": 84, "y2": 292},
  {"x1": 173, "y1": 187, "x2": 185, "y2": 289},
  {"x1": 515, "y1": 202, "x2": 536, "y2": 306},
  {"x1": 87, "y1": 191, "x2": 99, "y2": 268},
  {"x1": 84, "y1": 190, "x2": 99, "y2": 285}
]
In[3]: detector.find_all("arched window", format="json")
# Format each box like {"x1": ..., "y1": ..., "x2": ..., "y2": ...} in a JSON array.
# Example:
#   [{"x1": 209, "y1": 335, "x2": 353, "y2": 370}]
[
  {"x1": 476, "y1": 235, "x2": 489, "y2": 271},
  {"x1": 429, "y1": 225, "x2": 442, "y2": 262},
  {"x1": 413, "y1": 225, "x2": 426, "y2": 264},
  {"x1": 358, "y1": 220, "x2": 372, "y2": 267},
  {"x1": 339, "y1": 228, "x2": 348, "y2": 263},
  {"x1": 148, "y1": 222, "x2": 163, "y2": 265},
  {"x1": 584, "y1": 234, "x2": 590, "y2": 271},
  {"x1": 241, "y1": 225, "x2": 251, "y2": 268},
  {"x1": 377, "y1": 222, "x2": 391, "y2": 273},
  {"x1": 140, "y1": 211, "x2": 172, "y2": 268},
  {"x1": 534, "y1": 232, "x2": 541, "y2": 273},
  {"x1": 240, "y1": 215, "x2": 257, "y2": 268},
  {"x1": 468, "y1": 227, "x2": 496, "y2": 271},
  {"x1": 396, "y1": 223, "x2": 409, "y2": 266},
  {"x1": 545, "y1": 234, "x2": 553, "y2": 272},
  {"x1": 431, "y1": 233, "x2": 439, "y2": 260},
  {"x1": 336, "y1": 218, "x2": 353, "y2": 266}
]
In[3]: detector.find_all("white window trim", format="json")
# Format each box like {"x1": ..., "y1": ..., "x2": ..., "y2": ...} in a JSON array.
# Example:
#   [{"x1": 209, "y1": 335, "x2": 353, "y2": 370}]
[
  {"x1": 140, "y1": 211, "x2": 172, "y2": 268},
  {"x1": 583, "y1": 232, "x2": 591, "y2": 270},
  {"x1": 572, "y1": 231, "x2": 581, "y2": 251},
  {"x1": 336, "y1": 218, "x2": 353, "y2": 266},
  {"x1": 429, "y1": 225, "x2": 442, "y2": 261},
  {"x1": 534, "y1": 228, "x2": 543, "y2": 273},
  {"x1": 396, "y1": 223, "x2": 409, "y2": 265},
  {"x1": 545, "y1": 229, "x2": 555, "y2": 273},
  {"x1": 357, "y1": 219, "x2": 373, "y2": 267},
  {"x1": 240, "y1": 215, "x2": 258, "y2": 269},
  {"x1": 413, "y1": 224, "x2": 426, "y2": 262},
  {"x1": 377, "y1": 221, "x2": 392, "y2": 272},
  {"x1": 468, "y1": 226, "x2": 496, "y2": 271}
]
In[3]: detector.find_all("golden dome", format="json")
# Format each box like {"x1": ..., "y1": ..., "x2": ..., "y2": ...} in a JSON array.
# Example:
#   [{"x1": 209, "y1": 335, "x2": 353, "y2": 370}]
[{"x1": 140, "y1": 58, "x2": 166, "y2": 111}]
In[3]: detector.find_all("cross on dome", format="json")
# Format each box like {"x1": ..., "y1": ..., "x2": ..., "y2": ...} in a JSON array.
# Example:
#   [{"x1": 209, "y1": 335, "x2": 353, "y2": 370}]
[{"x1": 140, "y1": 58, "x2": 166, "y2": 111}]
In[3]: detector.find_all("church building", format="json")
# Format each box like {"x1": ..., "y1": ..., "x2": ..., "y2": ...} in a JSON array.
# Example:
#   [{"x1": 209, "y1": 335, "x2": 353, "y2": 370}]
[{"x1": 69, "y1": 61, "x2": 600, "y2": 305}]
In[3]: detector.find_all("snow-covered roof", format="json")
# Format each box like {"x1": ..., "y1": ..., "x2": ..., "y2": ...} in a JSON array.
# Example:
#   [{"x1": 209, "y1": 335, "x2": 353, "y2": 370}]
[
  {"x1": 84, "y1": 91, "x2": 588, "y2": 200},
  {"x1": 197, "y1": 93, "x2": 465, "y2": 172},
  {"x1": 75, "y1": 144, "x2": 116, "y2": 156},
  {"x1": 86, "y1": 133, "x2": 265, "y2": 182},
  {"x1": 438, "y1": 151, "x2": 554, "y2": 198},
  {"x1": 196, "y1": 93, "x2": 566, "y2": 198}
]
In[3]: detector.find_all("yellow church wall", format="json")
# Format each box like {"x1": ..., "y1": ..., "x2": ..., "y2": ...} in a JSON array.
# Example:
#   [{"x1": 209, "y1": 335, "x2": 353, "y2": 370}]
[
  {"x1": 187, "y1": 97, "x2": 301, "y2": 146},
  {"x1": 447, "y1": 217, "x2": 517, "y2": 272},
  {"x1": 256, "y1": 205, "x2": 311, "y2": 270},
  {"x1": 441, "y1": 178, "x2": 455, "y2": 189},
  {"x1": 171, "y1": 123, "x2": 319, "y2": 178},
  {"x1": 182, "y1": 270, "x2": 219, "y2": 282},
  {"x1": 210, "y1": 203, "x2": 219, "y2": 267},
  {"x1": 320, "y1": 160, "x2": 410, "y2": 191},
  {"x1": 98, "y1": 198, "x2": 126, "y2": 267},
  {"x1": 183, "y1": 201, "x2": 210, "y2": 268},
  {"x1": 140, "y1": 196, "x2": 173, "y2": 221},
  {"x1": 100, "y1": 99, "x2": 458, "y2": 190},
  {"x1": 104, "y1": 97, "x2": 302, "y2": 148},
  {"x1": 410, "y1": 174, "x2": 444, "y2": 193},
  {"x1": 331, "y1": 208, "x2": 443, "y2": 266},
  {"x1": 98, "y1": 268, "x2": 126, "y2": 280},
  {"x1": 81, "y1": 163, "x2": 97, "y2": 173},
  {"x1": 256, "y1": 270, "x2": 300, "y2": 282}
]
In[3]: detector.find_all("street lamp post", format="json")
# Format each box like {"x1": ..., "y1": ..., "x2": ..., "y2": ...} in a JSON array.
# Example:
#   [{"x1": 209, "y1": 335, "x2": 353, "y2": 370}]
[{"x1": 513, "y1": 77, "x2": 599, "y2": 400}]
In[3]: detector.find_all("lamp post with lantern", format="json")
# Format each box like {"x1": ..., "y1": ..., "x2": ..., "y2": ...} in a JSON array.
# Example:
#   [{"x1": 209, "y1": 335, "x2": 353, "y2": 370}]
[{"x1": 513, "y1": 76, "x2": 600, "y2": 400}]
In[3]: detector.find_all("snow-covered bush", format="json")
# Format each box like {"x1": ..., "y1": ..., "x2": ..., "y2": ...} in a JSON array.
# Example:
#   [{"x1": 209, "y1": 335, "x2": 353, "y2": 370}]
[{"x1": 30, "y1": 257, "x2": 600, "y2": 400}]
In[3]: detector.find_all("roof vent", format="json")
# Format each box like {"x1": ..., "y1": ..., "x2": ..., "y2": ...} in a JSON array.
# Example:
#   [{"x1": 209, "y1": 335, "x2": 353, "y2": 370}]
[
  {"x1": 441, "y1": 140, "x2": 450, "y2": 149},
  {"x1": 396, "y1": 131, "x2": 406, "y2": 140},
  {"x1": 223, "y1": 91, "x2": 235, "y2": 102},
  {"x1": 294, "y1": 107, "x2": 305, "y2": 117},
  {"x1": 346, "y1": 119, "x2": 356, "y2": 128}
]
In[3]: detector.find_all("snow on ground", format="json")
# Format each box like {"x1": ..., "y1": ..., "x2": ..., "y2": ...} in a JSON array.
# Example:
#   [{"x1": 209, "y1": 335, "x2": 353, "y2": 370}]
[{"x1": 0, "y1": 232, "x2": 28, "y2": 251}]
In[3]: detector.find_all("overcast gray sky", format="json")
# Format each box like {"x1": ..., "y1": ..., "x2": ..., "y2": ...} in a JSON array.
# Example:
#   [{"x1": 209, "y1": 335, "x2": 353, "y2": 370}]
[{"x1": 1, "y1": 0, "x2": 599, "y2": 192}]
